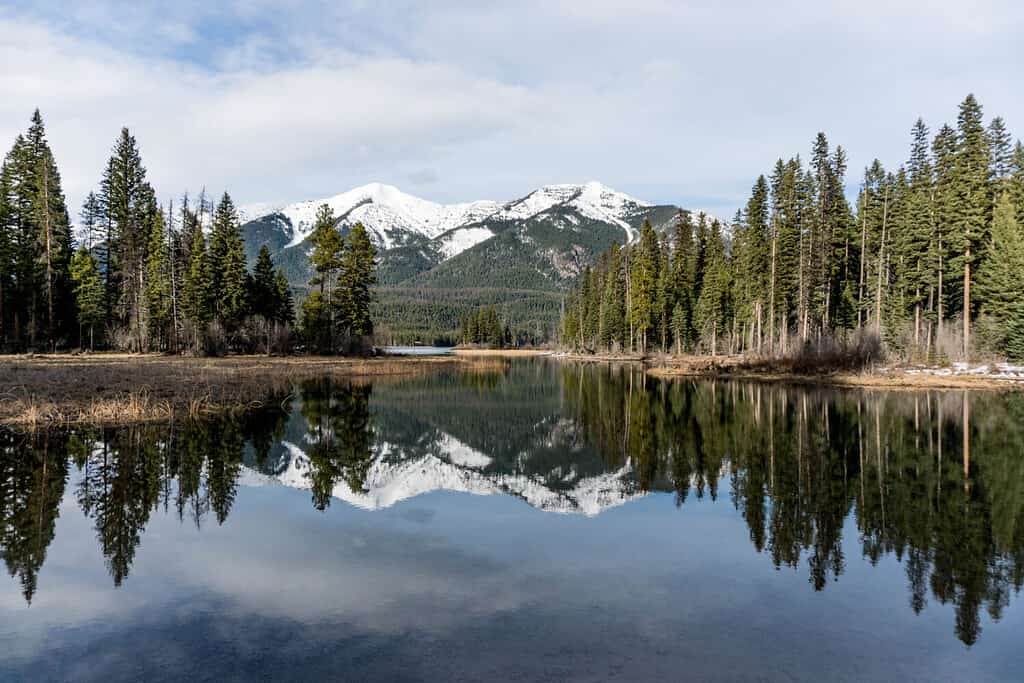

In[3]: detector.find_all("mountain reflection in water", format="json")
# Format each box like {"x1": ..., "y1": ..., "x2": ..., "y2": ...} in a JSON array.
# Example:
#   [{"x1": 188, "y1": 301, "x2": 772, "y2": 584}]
[{"x1": 2, "y1": 359, "x2": 1023, "y2": 653}]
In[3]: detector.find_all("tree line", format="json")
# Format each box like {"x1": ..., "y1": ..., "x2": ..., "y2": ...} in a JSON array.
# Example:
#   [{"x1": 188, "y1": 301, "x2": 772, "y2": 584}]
[
  {"x1": 563, "y1": 94, "x2": 1024, "y2": 362},
  {"x1": 0, "y1": 110, "x2": 378, "y2": 355},
  {"x1": 458, "y1": 305, "x2": 513, "y2": 348}
]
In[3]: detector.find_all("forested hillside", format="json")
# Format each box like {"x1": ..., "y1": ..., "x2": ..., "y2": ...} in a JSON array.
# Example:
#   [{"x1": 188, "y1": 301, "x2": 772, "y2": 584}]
[
  {"x1": 239, "y1": 182, "x2": 684, "y2": 343},
  {"x1": 563, "y1": 95, "x2": 1024, "y2": 363}
]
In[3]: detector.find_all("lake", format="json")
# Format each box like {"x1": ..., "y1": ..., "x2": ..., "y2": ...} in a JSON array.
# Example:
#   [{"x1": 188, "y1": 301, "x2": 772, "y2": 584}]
[{"x1": 2, "y1": 358, "x2": 1023, "y2": 681}]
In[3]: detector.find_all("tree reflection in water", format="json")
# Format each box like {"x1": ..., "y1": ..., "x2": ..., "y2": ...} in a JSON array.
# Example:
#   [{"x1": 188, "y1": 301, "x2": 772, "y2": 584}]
[{"x1": 1, "y1": 363, "x2": 1022, "y2": 646}]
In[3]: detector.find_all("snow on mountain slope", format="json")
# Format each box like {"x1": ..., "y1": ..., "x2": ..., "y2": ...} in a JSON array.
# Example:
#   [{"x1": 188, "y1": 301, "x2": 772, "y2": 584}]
[
  {"x1": 241, "y1": 181, "x2": 655, "y2": 256},
  {"x1": 243, "y1": 183, "x2": 500, "y2": 250},
  {"x1": 437, "y1": 226, "x2": 494, "y2": 259},
  {"x1": 491, "y1": 181, "x2": 650, "y2": 241},
  {"x1": 261, "y1": 435, "x2": 644, "y2": 516}
]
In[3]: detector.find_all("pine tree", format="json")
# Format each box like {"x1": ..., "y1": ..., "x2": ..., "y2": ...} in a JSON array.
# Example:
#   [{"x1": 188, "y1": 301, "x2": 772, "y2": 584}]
[
  {"x1": 70, "y1": 246, "x2": 104, "y2": 350},
  {"x1": 628, "y1": 220, "x2": 659, "y2": 353},
  {"x1": 671, "y1": 210, "x2": 696, "y2": 351},
  {"x1": 932, "y1": 123, "x2": 958, "y2": 347},
  {"x1": 181, "y1": 224, "x2": 211, "y2": 348},
  {"x1": 143, "y1": 209, "x2": 171, "y2": 350},
  {"x1": 274, "y1": 270, "x2": 295, "y2": 325},
  {"x1": 305, "y1": 204, "x2": 344, "y2": 352},
  {"x1": 950, "y1": 94, "x2": 993, "y2": 358},
  {"x1": 208, "y1": 193, "x2": 248, "y2": 335},
  {"x1": 694, "y1": 220, "x2": 730, "y2": 355},
  {"x1": 988, "y1": 117, "x2": 1013, "y2": 181},
  {"x1": 337, "y1": 222, "x2": 378, "y2": 342},
  {"x1": 1010, "y1": 141, "x2": 1024, "y2": 227},
  {"x1": 249, "y1": 245, "x2": 278, "y2": 320},
  {"x1": 102, "y1": 128, "x2": 155, "y2": 351},
  {"x1": 599, "y1": 246, "x2": 625, "y2": 351},
  {"x1": 976, "y1": 193, "x2": 1024, "y2": 329}
]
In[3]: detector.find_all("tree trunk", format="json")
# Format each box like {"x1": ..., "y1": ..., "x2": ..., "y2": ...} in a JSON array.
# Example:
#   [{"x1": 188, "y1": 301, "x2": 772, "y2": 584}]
[
  {"x1": 768, "y1": 234, "x2": 776, "y2": 354},
  {"x1": 875, "y1": 186, "x2": 889, "y2": 336},
  {"x1": 963, "y1": 247, "x2": 971, "y2": 360},
  {"x1": 43, "y1": 166, "x2": 55, "y2": 352},
  {"x1": 858, "y1": 192, "x2": 868, "y2": 329}
]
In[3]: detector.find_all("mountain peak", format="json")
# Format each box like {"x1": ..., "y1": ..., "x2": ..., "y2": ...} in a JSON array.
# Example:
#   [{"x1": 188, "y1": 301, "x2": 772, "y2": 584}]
[{"x1": 241, "y1": 181, "x2": 656, "y2": 252}]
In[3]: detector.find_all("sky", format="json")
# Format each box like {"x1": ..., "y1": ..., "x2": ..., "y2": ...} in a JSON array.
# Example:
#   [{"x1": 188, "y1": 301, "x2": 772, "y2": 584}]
[{"x1": 1, "y1": 0, "x2": 1022, "y2": 219}]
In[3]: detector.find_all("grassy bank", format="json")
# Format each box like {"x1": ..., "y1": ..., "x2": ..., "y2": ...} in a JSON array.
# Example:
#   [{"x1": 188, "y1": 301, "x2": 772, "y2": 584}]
[
  {"x1": 0, "y1": 353, "x2": 479, "y2": 427},
  {"x1": 452, "y1": 348, "x2": 552, "y2": 357}
]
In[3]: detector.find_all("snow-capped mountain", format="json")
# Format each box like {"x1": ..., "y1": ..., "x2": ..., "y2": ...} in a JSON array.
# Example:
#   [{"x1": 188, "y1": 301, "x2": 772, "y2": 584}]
[
  {"x1": 240, "y1": 181, "x2": 657, "y2": 257},
  {"x1": 239, "y1": 181, "x2": 717, "y2": 337},
  {"x1": 241, "y1": 182, "x2": 501, "y2": 251}
]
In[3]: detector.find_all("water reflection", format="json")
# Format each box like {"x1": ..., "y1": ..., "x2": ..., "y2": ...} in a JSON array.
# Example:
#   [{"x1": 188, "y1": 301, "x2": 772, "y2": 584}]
[{"x1": 2, "y1": 361, "x2": 1023, "y2": 647}]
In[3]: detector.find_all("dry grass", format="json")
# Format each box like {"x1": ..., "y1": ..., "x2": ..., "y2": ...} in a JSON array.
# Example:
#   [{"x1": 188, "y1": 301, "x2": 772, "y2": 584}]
[
  {"x1": 0, "y1": 353, "x2": 476, "y2": 427},
  {"x1": 452, "y1": 348, "x2": 552, "y2": 357}
]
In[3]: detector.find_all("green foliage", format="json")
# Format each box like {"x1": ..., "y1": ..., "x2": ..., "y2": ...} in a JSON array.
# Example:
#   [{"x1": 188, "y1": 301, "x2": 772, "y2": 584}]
[
  {"x1": 0, "y1": 110, "x2": 75, "y2": 350},
  {"x1": 181, "y1": 223, "x2": 212, "y2": 334},
  {"x1": 143, "y1": 210, "x2": 172, "y2": 349},
  {"x1": 976, "y1": 193, "x2": 1024, "y2": 329},
  {"x1": 459, "y1": 305, "x2": 512, "y2": 347},
  {"x1": 209, "y1": 193, "x2": 248, "y2": 333},
  {"x1": 70, "y1": 246, "x2": 104, "y2": 349},
  {"x1": 561, "y1": 94, "x2": 1023, "y2": 362}
]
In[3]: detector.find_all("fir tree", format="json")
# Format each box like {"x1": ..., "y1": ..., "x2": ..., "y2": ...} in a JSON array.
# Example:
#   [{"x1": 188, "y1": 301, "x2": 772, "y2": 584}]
[
  {"x1": 208, "y1": 193, "x2": 248, "y2": 335},
  {"x1": 304, "y1": 204, "x2": 344, "y2": 352},
  {"x1": 181, "y1": 224, "x2": 211, "y2": 348},
  {"x1": 70, "y1": 246, "x2": 104, "y2": 350},
  {"x1": 249, "y1": 245, "x2": 278, "y2": 320},
  {"x1": 951, "y1": 94, "x2": 993, "y2": 358},
  {"x1": 143, "y1": 210, "x2": 171, "y2": 349},
  {"x1": 101, "y1": 127, "x2": 155, "y2": 351},
  {"x1": 628, "y1": 220, "x2": 660, "y2": 353},
  {"x1": 274, "y1": 270, "x2": 295, "y2": 325},
  {"x1": 976, "y1": 193, "x2": 1024, "y2": 329},
  {"x1": 337, "y1": 222, "x2": 378, "y2": 341}
]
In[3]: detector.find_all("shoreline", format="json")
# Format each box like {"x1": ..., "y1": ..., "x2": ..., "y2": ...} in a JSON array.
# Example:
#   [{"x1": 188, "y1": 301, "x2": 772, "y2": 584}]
[
  {"x1": 0, "y1": 353, "x2": 478, "y2": 427},
  {"x1": 3, "y1": 349, "x2": 1020, "y2": 427},
  {"x1": 559, "y1": 352, "x2": 1024, "y2": 391}
]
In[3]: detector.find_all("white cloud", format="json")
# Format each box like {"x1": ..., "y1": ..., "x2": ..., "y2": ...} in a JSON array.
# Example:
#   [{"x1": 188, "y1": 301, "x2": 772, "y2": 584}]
[{"x1": 1, "y1": 2, "x2": 1022, "y2": 219}]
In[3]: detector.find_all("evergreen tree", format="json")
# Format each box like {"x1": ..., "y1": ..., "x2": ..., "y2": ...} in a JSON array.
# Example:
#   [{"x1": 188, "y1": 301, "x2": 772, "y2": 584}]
[
  {"x1": 337, "y1": 222, "x2": 378, "y2": 341},
  {"x1": 274, "y1": 270, "x2": 295, "y2": 325},
  {"x1": 599, "y1": 246, "x2": 625, "y2": 351},
  {"x1": 249, "y1": 245, "x2": 278, "y2": 320},
  {"x1": 143, "y1": 209, "x2": 171, "y2": 350},
  {"x1": 628, "y1": 220, "x2": 660, "y2": 353},
  {"x1": 976, "y1": 193, "x2": 1024, "y2": 332},
  {"x1": 181, "y1": 224, "x2": 211, "y2": 348},
  {"x1": 951, "y1": 94, "x2": 993, "y2": 358},
  {"x1": 304, "y1": 204, "x2": 343, "y2": 352},
  {"x1": 101, "y1": 127, "x2": 155, "y2": 351},
  {"x1": 671, "y1": 210, "x2": 696, "y2": 351},
  {"x1": 208, "y1": 193, "x2": 248, "y2": 335},
  {"x1": 70, "y1": 246, "x2": 104, "y2": 350},
  {"x1": 694, "y1": 220, "x2": 730, "y2": 355}
]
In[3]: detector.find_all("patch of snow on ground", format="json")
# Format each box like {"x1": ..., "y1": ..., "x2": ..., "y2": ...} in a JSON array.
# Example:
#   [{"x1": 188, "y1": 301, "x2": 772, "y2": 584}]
[{"x1": 904, "y1": 362, "x2": 1024, "y2": 379}]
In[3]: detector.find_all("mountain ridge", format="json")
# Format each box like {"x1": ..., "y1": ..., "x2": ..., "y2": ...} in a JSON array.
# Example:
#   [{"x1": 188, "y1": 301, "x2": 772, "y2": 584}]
[{"x1": 238, "y1": 181, "x2": 721, "y2": 341}]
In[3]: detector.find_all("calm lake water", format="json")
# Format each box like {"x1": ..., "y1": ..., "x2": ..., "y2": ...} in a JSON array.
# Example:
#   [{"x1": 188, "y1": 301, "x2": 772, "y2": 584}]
[{"x1": 2, "y1": 359, "x2": 1023, "y2": 682}]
